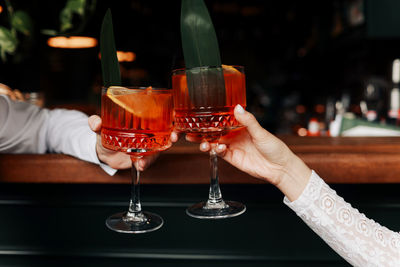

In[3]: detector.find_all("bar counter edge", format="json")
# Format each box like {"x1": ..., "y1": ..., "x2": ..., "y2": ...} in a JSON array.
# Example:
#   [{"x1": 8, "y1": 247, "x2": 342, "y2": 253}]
[{"x1": 1, "y1": 136, "x2": 400, "y2": 184}]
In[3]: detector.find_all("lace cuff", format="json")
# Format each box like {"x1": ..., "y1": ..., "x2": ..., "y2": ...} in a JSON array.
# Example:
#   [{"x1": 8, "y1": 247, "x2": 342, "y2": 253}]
[
  {"x1": 283, "y1": 170, "x2": 322, "y2": 209},
  {"x1": 283, "y1": 171, "x2": 400, "y2": 267}
]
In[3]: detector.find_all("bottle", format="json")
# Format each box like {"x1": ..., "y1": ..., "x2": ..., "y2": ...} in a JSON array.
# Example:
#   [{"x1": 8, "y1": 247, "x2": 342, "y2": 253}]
[
  {"x1": 363, "y1": 78, "x2": 386, "y2": 123},
  {"x1": 388, "y1": 59, "x2": 400, "y2": 125}
]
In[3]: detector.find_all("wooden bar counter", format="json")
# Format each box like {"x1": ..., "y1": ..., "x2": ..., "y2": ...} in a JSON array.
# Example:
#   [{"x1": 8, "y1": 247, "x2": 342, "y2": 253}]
[{"x1": 1, "y1": 136, "x2": 400, "y2": 184}]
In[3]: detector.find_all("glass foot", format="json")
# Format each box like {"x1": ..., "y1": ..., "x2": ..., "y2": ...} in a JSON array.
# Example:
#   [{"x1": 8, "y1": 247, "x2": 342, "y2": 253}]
[
  {"x1": 186, "y1": 200, "x2": 246, "y2": 219},
  {"x1": 106, "y1": 211, "x2": 163, "y2": 234}
]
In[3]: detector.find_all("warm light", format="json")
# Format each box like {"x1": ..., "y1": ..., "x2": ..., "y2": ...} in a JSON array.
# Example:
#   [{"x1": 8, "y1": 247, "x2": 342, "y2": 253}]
[
  {"x1": 98, "y1": 51, "x2": 136, "y2": 62},
  {"x1": 296, "y1": 105, "x2": 306, "y2": 114},
  {"x1": 0, "y1": 5, "x2": 3, "y2": 13},
  {"x1": 47, "y1": 36, "x2": 98, "y2": 49},
  {"x1": 393, "y1": 59, "x2": 400, "y2": 83},
  {"x1": 117, "y1": 51, "x2": 136, "y2": 62},
  {"x1": 315, "y1": 104, "x2": 325, "y2": 114},
  {"x1": 297, "y1": 128, "x2": 308, "y2": 137}
]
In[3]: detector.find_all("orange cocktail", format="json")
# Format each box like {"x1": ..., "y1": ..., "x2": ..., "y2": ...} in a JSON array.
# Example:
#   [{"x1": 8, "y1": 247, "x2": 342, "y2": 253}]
[
  {"x1": 171, "y1": 65, "x2": 247, "y2": 219},
  {"x1": 101, "y1": 86, "x2": 173, "y2": 156},
  {"x1": 101, "y1": 86, "x2": 173, "y2": 234},
  {"x1": 172, "y1": 65, "x2": 246, "y2": 142}
]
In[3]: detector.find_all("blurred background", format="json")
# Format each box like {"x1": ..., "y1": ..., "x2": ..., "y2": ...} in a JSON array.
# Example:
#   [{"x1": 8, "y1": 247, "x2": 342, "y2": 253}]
[{"x1": 1, "y1": 0, "x2": 400, "y2": 135}]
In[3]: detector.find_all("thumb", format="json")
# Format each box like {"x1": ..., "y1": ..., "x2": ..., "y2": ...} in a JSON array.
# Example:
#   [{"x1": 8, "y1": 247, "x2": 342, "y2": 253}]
[
  {"x1": 88, "y1": 115, "x2": 102, "y2": 133},
  {"x1": 234, "y1": 104, "x2": 269, "y2": 141}
]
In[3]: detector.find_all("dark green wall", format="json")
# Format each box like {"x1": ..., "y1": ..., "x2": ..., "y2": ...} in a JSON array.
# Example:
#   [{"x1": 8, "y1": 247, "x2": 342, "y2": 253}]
[
  {"x1": 367, "y1": 0, "x2": 400, "y2": 37},
  {"x1": 0, "y1": 182, "x2": 399, "y2": 266}
]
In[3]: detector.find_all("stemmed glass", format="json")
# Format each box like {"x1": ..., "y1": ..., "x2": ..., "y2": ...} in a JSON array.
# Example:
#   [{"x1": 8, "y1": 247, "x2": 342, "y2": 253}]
[
  {"x1": 101, "y1": 86, "x2": 173, "y2": 233},
  {"x1": 172, "y1": 65, "x2": 247, "y2": 219}
]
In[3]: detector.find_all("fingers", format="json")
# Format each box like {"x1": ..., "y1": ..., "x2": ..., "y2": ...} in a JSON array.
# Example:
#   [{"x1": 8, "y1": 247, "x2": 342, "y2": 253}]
[
  {"x1": 200, "y1": 142, "x2": 210, "y2": 152},
  {"x1": 13, "y1": 89, "x2": 24, "y2": 101},
  {"x1": 0, "y1": 83, "x2": 12, "y2": 94},
  {"x1": 0, "y1": 84, "x2": 16, "y2": 100},
  {"x1": 234, "y1": 104, "x2": 269, "y2": 141},
  {"x1": 88, "y1": 115, "x2": 102, "y2": 132},
  {"x1": 137, "y1": 153, "x2": 159, "y2": 171},
  {"x1": 170, "y1": 131, "x2": 179, "y2": 143},
  {"x1": 199, "y1": 142, "x2": 227, "y2": 156},
  {"x1": 215, "y1": 144, "x2": 227, "y2": 154}
]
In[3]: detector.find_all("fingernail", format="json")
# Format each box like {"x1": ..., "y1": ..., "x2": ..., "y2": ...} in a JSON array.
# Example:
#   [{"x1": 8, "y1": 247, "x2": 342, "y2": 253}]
[
  {"x1": 235, "y1": 104, "x2": 245, "y2": 114},
  {"x1": 217, "y1": 144, "x2": 225, "y2": 151},
  {"x1": 93, "y1": 117, "x2": 101, "y2": 128},
  {"x1": 171, "y1": 132, "x2": 178, "y2": 142},
  {"x1": 200, "y1": 143, "x2": 208, "y2": 150}
]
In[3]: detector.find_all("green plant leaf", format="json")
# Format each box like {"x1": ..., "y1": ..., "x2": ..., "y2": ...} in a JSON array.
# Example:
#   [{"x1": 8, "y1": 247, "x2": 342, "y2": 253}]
[
  {"x1": 180, "y1": 0, "x2": 225, "y2": 106},
  {"x1": 100, "y1": 9, "x2": 121, "y2": 87},
  {"x1": 11, "y1": 10, "x2": 33, "y2": 36},
  {"x1": 60, "y1": 0, "x2": 86, "y2": 32},
  {"x1": 41, "y1": 29, "x2": 59, "y2": 36},
  {"x1": 0, "y1": 26, "x2": 18, "y2": 62}
]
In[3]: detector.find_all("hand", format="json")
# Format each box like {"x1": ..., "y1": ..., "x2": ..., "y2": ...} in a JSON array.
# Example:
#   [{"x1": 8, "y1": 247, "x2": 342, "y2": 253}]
[
  {"x1": 0, "y1": 83, "x2": 24, "y2": 101},
  {"x1": 88, "y1": 115, "x2": 179, "y2": 171},
  {"x1": 197, "y1": 105, "x2": 311, "y2": 201}
]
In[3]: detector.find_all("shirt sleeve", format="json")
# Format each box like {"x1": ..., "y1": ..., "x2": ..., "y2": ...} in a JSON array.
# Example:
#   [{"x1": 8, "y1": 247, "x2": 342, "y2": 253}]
[
  {"x1": 44, "y1": 108, "x2": 117, "y2": 176},
  {"x1": 284, "y1": 171, "x2": 400, "y2": 267},
  {"x1": 0, "y1": 95, "x2": 117, "y2": 175}
]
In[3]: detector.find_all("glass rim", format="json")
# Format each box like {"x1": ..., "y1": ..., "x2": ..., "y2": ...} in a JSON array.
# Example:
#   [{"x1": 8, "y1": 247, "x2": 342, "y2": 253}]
[
  {"x1": 172, "y1": 65, "x2": 244, "y2": 74},
  {"x1": 102, "y1": 86, "x2": 172, "y2": 94}
]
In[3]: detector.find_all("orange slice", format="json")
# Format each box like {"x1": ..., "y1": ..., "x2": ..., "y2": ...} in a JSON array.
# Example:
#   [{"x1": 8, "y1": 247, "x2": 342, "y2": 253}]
[
  {"x1": 179, "y1": 65, "x2": 240, "y2": 91},
  {"x1": 179, "y1": 75, "x2": 188, "y2": 94},
  {"x1": 107, "y1": 86, "x2": 168, "y2": 119},
  {"x1": 222, "y1": 64, "x2": 241, "y2": 74}
]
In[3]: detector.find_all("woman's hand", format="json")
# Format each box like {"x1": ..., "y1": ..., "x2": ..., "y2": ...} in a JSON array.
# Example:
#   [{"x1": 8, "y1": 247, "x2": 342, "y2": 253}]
[
  {"x1": 197, "y1": 105, "x2": 311, "y2": 201},
  {"x1": 88, "y1": 115, "x2": 178, "y2": 171}
]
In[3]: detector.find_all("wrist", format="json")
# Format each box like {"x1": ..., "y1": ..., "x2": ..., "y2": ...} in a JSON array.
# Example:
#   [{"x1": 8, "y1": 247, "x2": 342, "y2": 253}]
[{"x1": 275, "y1": 152, "x2": 312, "y2": 202}]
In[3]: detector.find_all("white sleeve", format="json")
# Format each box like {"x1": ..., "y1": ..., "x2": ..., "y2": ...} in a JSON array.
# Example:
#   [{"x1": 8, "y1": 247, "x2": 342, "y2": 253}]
[
  {"x1": 284, "y1": 171, "x2": 400, "y2": 267},
  {"x1": 0, "y1": 95, "x2": 47, "y2": 153},
  {"x1": 0, "y1": 95, "x2": 116, "y2": 175},
  {"x1": 44, "y1": 108, "x2": 117, "y2": 176}
]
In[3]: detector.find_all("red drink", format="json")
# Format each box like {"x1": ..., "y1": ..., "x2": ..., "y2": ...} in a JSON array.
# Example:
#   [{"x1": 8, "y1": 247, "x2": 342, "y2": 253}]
[
  {"x1": 172, "y1": 65, "x2": 246, "y2": 142},
  {"x1": 101, "y1": 86, "x2": 173, "y2": 233},
  {"x1": 101, "y1": 87, "x2": 173, "y2": 156},
  {"x1": 172, "y1": 65, "x2": 247, "y2": 219}
]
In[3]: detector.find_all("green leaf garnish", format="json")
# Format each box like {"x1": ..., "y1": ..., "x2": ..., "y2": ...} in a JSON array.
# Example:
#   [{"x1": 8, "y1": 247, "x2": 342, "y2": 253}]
[
  {"x1": 181, "y1": 0, "x2": 221, "y2": 68},
  {"x1": 180, "y1": 0, "x2": 225, "y2": 106},
  {"x1": 100, "y1": 9, "x2": 121, "y2": 87}
]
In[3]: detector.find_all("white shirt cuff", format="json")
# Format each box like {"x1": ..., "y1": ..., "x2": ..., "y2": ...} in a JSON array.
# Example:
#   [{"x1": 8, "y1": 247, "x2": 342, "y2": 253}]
[{"x1": 99, "y1": 162, "x2": 118, "y2": 176}]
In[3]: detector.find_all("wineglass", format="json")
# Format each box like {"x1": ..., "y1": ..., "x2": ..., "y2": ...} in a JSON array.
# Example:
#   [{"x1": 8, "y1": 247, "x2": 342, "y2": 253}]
[
  {"x1": 101, "y1": 86, "x2": 173, "y2": 233},
  {"x1": 172, "y1": 65, "x2": 247, "y2": 219}
]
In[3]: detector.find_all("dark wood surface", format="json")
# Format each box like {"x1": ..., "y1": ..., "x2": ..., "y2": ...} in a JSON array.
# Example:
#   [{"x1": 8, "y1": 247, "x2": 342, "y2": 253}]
[{"x1": 1, "y1": 136, "x2": 400, "y2": 184}]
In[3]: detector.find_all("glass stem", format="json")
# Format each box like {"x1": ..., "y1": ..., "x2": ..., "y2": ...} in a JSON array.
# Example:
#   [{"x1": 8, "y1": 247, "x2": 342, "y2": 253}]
[
  {"x1": 125, "y1": 157, "x2": 146, "y2": 222},
  {"x1": 207, "y1": 148, "x2": 224, "y2": 206}
]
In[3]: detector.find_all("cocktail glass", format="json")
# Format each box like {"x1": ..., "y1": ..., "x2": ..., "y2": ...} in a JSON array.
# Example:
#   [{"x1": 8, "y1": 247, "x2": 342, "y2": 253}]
[
  {"x1": 172, "y1": 65, "x2": 247, "y2": 219},
  {"x1": 101, "y1": 86, "x2": 173, "y2": 233}
]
